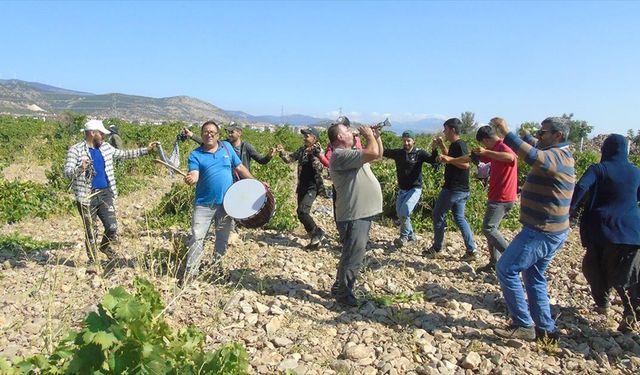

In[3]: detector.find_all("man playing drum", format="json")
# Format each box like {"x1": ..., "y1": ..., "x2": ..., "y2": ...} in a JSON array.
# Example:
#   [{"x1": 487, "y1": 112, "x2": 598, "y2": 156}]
[
  {"x1": 179, "y1": 121, "x2": 255, "y2": 286},
  {"x1": 277, "y1": 127, "x2": 329, "y2": 248}
]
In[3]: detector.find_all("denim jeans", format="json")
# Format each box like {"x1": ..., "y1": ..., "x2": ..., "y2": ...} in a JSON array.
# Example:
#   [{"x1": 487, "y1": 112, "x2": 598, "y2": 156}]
[
  {"x1": 432, "y1": 188, "x2": 476, "y2": 252},
  {"x1": 496, "y1": 226, "x2": 568, "y2": 332},
  {"x1": 333, "y1": 217, "x2": 373, "y2": 299},
  {"x1": 396, "y1": 188, "x2": 422, "y2": 239},
  {"x1": 185, "y1": 204, "x2": 233, "y2": 275},
  {"x1": 482, "y1": 201, "x2": 515, "y2": 265},
  {"x1": 76, "y1": 189, "x2": 118, "y2": 261}
]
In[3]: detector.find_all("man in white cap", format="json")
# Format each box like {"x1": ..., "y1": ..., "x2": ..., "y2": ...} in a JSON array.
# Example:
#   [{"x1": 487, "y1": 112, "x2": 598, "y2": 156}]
[{"x1": 64, "y1": 119, "x2": 157, "y2": 264}]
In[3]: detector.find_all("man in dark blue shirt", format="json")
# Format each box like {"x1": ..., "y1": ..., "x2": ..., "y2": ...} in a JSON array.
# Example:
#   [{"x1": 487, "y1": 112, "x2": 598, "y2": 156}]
[{"x1": 383, "y1": 130, "x2": 439, "y2": 248}]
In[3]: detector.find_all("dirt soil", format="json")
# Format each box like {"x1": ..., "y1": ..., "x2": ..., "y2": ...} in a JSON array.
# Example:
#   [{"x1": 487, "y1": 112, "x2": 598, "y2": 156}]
[{"x1": 0, "y1": 175, "x2": 639, "y2": 374}]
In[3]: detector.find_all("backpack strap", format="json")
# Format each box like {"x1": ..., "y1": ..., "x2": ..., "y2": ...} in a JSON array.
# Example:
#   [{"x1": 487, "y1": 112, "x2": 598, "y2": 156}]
[{"x1": 220, "y1": 141, "x2": 240, "y2": 181}]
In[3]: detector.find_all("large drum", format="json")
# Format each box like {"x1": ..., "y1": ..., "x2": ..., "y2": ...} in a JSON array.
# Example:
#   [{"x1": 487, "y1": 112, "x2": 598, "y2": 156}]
[{"x1": 223, "y1": 179, "x2": 276, "y2": 228}]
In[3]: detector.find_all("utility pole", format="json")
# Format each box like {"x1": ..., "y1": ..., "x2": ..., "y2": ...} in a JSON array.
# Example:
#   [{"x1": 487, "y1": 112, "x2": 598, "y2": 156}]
[{"x1": 339, "y1": 107, "x2": 342, "y2": 116}]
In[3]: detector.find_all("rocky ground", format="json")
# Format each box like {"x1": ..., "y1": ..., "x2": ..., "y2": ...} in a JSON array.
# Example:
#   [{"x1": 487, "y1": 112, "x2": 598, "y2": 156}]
[{"x1": 1, "y1": 168, "x2": 639, "y2": 374}]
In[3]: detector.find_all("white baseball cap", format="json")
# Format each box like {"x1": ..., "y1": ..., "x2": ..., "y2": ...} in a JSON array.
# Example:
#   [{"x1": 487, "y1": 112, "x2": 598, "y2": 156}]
[{"x1": 83, "y1": 119, "x2": 111, "y2": 134}]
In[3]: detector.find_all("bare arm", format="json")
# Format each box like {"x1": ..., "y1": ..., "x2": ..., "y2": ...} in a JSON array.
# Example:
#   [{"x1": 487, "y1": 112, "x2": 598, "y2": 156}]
[
  {"x1": 473, "y1": 147, "x2": 515, "y2": 163},
  {"x1": 235, "y1": 164, "x2": 254, "y2": 179},
  {"x1": 359, "y1": 127, "x2": 380, "y2": 163},
  {"x1": 439, "y1": 154, "x2": 471, "y2": 170}
]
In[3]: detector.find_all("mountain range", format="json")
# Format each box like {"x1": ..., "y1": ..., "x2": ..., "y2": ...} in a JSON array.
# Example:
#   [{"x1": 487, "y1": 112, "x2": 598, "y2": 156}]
[{"x1": 0, "y1": 79, "x2": 444, "y2": 133}]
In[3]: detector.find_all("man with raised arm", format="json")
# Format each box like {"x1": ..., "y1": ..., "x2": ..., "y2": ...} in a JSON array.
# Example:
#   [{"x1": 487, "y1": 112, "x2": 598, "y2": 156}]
[
  {"x1": 328, "y1": 123, "x2": 383, "y2": 307},
  {"x1": 64, "y1": 119, "x2": 157, "y2": 263},
  {"x1": 180, "y1": 121, "x2": 255, "y2": 285},
  {"x1": 383, "y1": 130, "x2": 439, "y2": 248},
  {"x1": 492, "y1": 117, "x2": 575, "y2": 344},
  {"x1": 423, "y1": 118, "x2": 477, "y2": 259}
]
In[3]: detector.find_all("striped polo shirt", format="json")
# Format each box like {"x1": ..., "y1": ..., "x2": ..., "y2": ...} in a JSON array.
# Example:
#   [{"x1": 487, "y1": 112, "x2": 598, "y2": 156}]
[{"x1": 504, "y1": 132, "x2": 575, "y2": 233}]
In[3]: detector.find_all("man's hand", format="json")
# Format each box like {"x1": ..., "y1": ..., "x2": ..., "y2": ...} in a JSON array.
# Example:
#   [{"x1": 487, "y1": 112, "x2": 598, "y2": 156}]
[
  {"x1": 81, "y1": 158, "x2": 90, "y2": 171},
  {"x1": 268, "y1": 147, "x2": 277, "y2": 157},
  {"x1": 472, "y1": 147, "x2": 487, "y2": 156},
  {"x1": 184, "y1": 171, "x2": 199, "y2": 186},
  {"x1": 438, "y1": 154, "x2": 452, "y2": 163},
  {"x1": 182, "y1": 128, "x2": 194, "y2": 139},
  {"x1": 358, "y1": 126, "x2": 373, "y2": 138},
  {"x1": 490, "y1": 118, "x2": 509, "y2": 137},
  {"x1": 275, "y1": 144, "x2": 284, "y2": 152},
  {"x1": 371, "y1": 127, "x2": 381, "y2": 139},
  {"x1": 147, "y1": 142, "x2": 159, "y2": 152}
]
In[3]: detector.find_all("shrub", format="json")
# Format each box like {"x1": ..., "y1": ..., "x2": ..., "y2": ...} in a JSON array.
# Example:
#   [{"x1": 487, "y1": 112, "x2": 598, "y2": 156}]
[{"x1": 0, "y1": 277, "x2": 250, "y2": 374}]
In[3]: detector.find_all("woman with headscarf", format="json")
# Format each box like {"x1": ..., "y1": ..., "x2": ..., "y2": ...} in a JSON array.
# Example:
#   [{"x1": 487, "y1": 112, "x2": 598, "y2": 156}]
[{"x1": 570, "y1": 134, "x2": 640, "y2": 333}]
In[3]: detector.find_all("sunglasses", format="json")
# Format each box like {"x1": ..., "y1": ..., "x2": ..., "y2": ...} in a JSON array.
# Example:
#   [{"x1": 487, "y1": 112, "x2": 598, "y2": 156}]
[{"x1": 536, "y1": 129, "x2": 555, "y2": 137}]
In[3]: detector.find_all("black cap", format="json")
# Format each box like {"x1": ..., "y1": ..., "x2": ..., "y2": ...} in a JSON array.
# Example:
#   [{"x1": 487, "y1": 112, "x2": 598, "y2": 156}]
[
  {"x1": 226, "y1": 121, "x2": 242, "y2": 132},
  {"x1": 301, "y1": 127, "x2": 320, "y2": 139},
  {"x1": 332, "y1": 116, "x2": 350, "y2": 126}
]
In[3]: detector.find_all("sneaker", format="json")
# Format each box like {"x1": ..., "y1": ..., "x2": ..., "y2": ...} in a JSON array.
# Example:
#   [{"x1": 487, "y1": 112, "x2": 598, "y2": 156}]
[
  {"x1": 393, "y1": 237, "x2": 408, "y2": 248},
  {"x1": 461, "y1": 251, "x2": 477, "y2": 261},
  {"x1": 494, "y1": 325, "x2": 536, "y2": 341},
  {"x1": 309, "y1": 229, "x2": 325, "y2": 246},
  {"x1": 422, "y1": 246, "x2": 441, "y2": 257},
  {"x1": 335, "y1": 294, "x2": 358, "y2": 307},
  {"x1": 594, "y1": 303, "x2": 610, "y2": 315},
  {"x1": 476, "y1": 263, "x2": 495, "y2": 274},
  {"x1": 535, "y1": 327, "x2": 560, "y2": 345}
]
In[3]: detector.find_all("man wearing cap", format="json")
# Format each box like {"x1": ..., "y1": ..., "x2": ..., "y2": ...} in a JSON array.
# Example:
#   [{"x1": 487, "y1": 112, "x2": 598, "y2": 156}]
[
  {"x1": 423, "y1": 118, "x2": 477, "y2": 259},
  {"x1": 438, "y1": 123, "x2": 518, "y2": 271},
  {"x1": 180, "y1": 121, "x2": 256, "y2": 285},
  {"x1": 491, "y1": 117, "x2": 574, "y2": 343},
  {"x1": 383, "y1": 130, "x2": 439, "y2": 248},
  {"x1": 64, "y1": 119, "x2": 157, "y2": 263},
  {"x1": 182, "y1": 121, "x2": 275, "y2": 172},
  {"x1": 107, "y1": 125, "x2": 124, "y2": 149},
  {"x1": 277, "y1": 127, "x2": 329, "y2": 247},
  {"x1": 327, "y1": 123, "x2": 383, "y2": 306}
]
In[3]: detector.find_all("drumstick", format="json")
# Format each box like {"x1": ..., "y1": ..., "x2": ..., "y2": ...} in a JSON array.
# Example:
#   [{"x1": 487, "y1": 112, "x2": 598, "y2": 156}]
[{"x1": 153, "y1": 159, "x2": 187, "y2": 177}]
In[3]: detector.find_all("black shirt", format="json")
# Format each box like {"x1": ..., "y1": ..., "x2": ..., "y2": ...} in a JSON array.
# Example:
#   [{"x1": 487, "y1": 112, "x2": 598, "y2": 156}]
[
  {"x1": 383, "y1": 148, "x2": 438, "y2": 190},
  {"x1": 443, "y1": 139, "x2": 469, "y2": 192}
]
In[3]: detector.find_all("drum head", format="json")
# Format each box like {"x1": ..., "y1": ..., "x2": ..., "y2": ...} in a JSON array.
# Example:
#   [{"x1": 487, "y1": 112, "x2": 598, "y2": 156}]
[{"x1": 223, "y1": 179, "x2": 268, "y2": 220}]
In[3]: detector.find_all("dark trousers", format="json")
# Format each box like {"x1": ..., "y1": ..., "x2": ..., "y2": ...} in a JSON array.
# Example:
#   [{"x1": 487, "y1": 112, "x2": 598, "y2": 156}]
[
  {"x1": 583, "y1": 243, "x2": 640, "y2": 318},
  {"x1": 297, "y1": 187, "x2": 319, "y2": 235},
  {"x1": 76, "y1": 189, "x2": 118, "y2": 261},
  {"x1": 333, "y1": 217, "x2": 373, "y2": 299}
]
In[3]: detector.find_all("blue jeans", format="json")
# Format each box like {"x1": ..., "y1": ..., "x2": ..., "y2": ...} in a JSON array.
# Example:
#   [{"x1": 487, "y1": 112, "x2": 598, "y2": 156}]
[
  {"x1": 432, "y1": 188, "x2": 476, "y2": 252},
  {"x1": 185, "y1": 204, "x2": 233, "y2": 275},
  {"x1": 396, "y1": 188, "x2": 422, "y2": 239},
  {"x1": 496, "y1": 226, "x2": 568, "y2": 332}
]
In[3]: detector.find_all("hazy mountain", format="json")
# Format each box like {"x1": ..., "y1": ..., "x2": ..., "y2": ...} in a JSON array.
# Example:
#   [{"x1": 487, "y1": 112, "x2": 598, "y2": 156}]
[
  {"x1": 225, "y1": 110, "x2": 328, "y2": 126},
  {"x1": 394, "y1": 117, "x2": 445, "y2": 135},
  {"x1": 0, "y1": 79, "x2": 232, "y2": 124},
  {"x1": 0, "y1": 79, "x2": 446, "y2": 132}
]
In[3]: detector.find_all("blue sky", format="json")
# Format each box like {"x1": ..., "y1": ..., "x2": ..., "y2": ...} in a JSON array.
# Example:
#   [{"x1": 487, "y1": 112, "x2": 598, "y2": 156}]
[{"x1": 1, "y1": 0, "x2": 638, "y2": 135}]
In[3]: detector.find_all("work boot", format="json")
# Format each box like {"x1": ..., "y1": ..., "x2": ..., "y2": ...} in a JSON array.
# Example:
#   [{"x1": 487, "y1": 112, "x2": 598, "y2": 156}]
[
  {"x1": 309, "y1": 228, "x2": 325, "y2": 247},
  {"x1": 494, "y1": 325, "x2": 536, "y2": 341},
  {"x1": 393, "y1": 237, "x2": 408, "y2": 248},
  {"x1": 422, "y1": 246, "x2": 441, "y2": 257}
]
